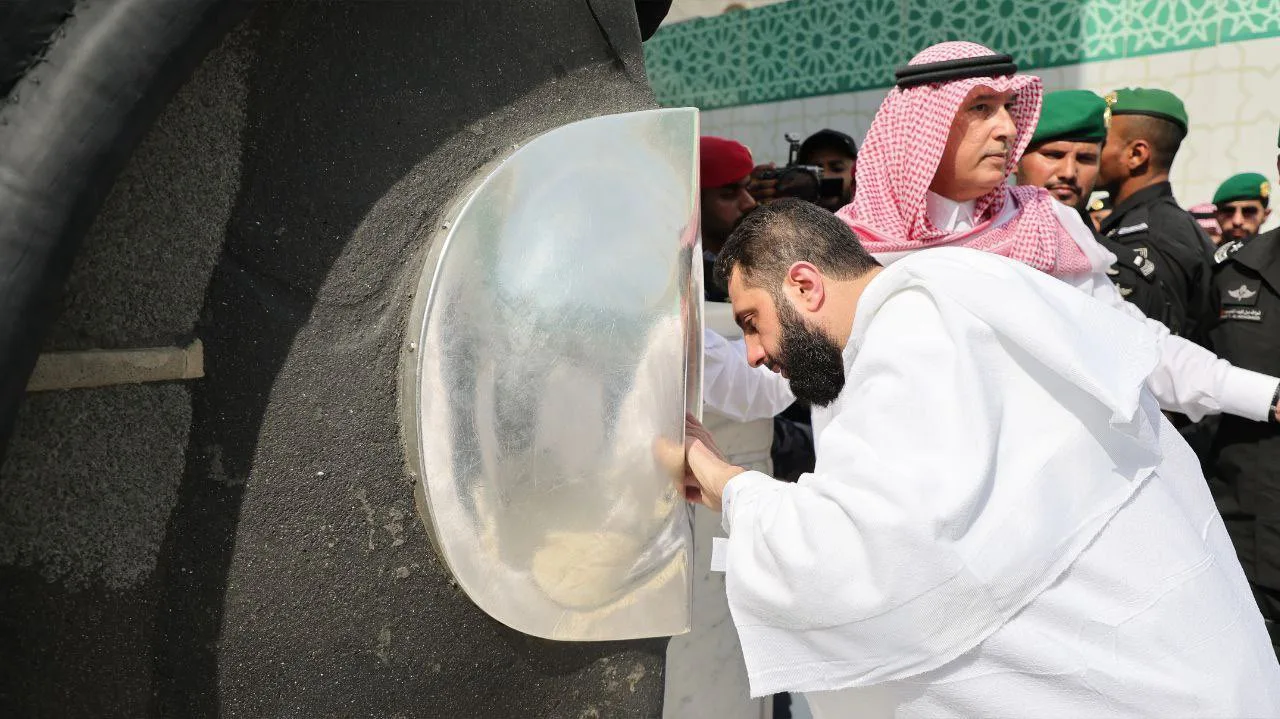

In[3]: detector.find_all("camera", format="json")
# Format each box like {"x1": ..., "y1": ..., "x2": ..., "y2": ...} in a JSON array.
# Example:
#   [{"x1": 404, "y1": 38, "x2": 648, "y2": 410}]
[{"x1": 755, "y1": 132, "x2": 845, "y2": 203}]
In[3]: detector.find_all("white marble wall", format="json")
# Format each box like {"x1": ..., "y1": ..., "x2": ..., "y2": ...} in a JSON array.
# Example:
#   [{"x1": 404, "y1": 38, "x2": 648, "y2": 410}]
[
  {"x1": 663, "y1": 411, "x2": 773, "y2": 719},
  {"x1": 662, "y1": 0, "x2": 791, "y2": 26},
  {"x1": 701, "y1": 36, "x2": 1280, "y2": 233},
  {"x1": 665, "y1": 302, "x2": 775, "y2": 719}
]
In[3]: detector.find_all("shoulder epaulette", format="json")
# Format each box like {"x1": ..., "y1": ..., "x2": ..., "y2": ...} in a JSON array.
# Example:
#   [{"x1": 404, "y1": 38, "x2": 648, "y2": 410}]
[{"x1": 1214, "y1": 240, "x2": 1243, "y2": 264}]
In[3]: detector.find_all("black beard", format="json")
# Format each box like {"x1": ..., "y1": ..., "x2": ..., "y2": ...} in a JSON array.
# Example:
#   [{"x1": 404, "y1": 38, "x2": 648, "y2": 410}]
[{"x1": 776, "y1": 299, "x2": 846, "y2": 407}]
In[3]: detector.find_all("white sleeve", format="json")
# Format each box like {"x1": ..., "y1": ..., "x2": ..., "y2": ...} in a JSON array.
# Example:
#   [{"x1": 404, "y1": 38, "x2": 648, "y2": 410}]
[
  {"x1": 1053, "y1": 206, "x2": 1278, "y2": 422},
  {"x1": 1077, "y1": 271, "x2": 1279, "y2": 422},
  {"x1": 702, "y1": 327, "x2": 796, "y2": 422}
]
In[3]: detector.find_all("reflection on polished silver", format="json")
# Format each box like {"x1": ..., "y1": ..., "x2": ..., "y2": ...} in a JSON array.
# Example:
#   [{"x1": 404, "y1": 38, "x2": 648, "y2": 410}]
[{"x1": 402, "y1": 108, "x2": 701, "y2": 641}]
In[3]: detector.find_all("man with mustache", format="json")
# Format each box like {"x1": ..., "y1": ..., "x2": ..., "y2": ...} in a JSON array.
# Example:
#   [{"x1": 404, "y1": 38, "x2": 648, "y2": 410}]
[
  {"x1": 1015, "y1": 90, "x2": 1101, "y2": 209},
  {"x1": 1098, "y1": 88, "x2": 1217, "y2": 345},
  {"x1": 1015, "y1": 89, "x2": 1172, "y2": 329},
  {"x1": 681, "y1": 198, "x2": 1280, "y2": 716},
  {"x1": 1213, "y1": 173, "x2": 1272, "y2": 247},
  {"x1": 702, "y1": 41, "x2": 1280, "y2": 437},
  {"x1": 700, "y1": 136, "x2": 759, "y2": 301}
]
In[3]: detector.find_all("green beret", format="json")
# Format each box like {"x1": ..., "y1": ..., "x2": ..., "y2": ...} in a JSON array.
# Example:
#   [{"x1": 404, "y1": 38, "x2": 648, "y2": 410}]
[
  {"x1": 1030, "y1": 90, "x2": 1108, "y2": 146},
  {"x1": 1213, "y1": 172, "x2": 1271, "y2": 207},
  {"x1": 1104, "y1": 87, "x2": 1188, "y2": 133}
]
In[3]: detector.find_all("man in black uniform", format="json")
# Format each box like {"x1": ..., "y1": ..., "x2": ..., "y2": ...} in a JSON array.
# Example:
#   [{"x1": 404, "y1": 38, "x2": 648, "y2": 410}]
[
  {"x1": 1215, "y1": 172, "x2": 1273, "y2": 246},
  {"x1": 1209, "y1": 162, "x2": 1280, "y2": 654},
  {"x1": 1098, "y1": 88, "x2": 1214, "y2": 345},
  {"x1": 1015, "y1": 89, "x2": 1173, "y2": 329}
]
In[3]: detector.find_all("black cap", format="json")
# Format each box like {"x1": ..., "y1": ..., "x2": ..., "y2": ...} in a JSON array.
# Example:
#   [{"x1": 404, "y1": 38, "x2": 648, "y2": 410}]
[
  {"x1": 798, "y1": 129, "x2": 858, "y2": 163},
  {"x1": 894, "y1": 53, "x2": 1017, "y2": 89}
]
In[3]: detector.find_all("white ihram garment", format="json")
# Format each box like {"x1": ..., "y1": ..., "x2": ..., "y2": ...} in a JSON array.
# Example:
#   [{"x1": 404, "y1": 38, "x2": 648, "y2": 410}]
[
  {"x1": 702, "y1": 193, "x2": 1280, "y2": 426},
  {"x1": 718, "y1": 248, "x2": 1280, "y2": 716}
]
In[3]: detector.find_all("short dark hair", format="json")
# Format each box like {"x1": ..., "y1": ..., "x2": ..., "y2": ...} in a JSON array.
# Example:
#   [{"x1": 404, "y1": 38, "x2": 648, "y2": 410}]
[
  {"x1": 1122, "y1": 115, "x2": 1185, "y2": 172},
  {"x1": 714, "y1": 199, "x2": 880, "y2": 292}
]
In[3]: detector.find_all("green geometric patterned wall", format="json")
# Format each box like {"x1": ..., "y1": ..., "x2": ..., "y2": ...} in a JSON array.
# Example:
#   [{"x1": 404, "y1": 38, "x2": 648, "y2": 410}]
[{"x1": 643, "y1": 0, "x2": 1280, "y2": 109}]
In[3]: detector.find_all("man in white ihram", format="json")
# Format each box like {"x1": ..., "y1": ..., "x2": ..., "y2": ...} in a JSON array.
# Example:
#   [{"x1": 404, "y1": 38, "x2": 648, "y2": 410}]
[{"x1": 682, "y1": 197, "x2": 1280, "y2": 716}]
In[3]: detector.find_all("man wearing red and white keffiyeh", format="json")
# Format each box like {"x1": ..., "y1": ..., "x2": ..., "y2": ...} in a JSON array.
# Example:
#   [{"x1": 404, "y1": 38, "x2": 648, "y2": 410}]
[
  {"x1": 702, "y1": 41, "x2": 1280, "y2": 429},
  {"x1": 835, "y1": 42, "x2": 1091, "y2": 277}
]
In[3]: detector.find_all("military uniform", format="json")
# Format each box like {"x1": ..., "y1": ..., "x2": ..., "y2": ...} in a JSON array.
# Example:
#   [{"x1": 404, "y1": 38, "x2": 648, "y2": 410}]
[
  {"x1": 1210, "y1": 226, "x2": 1280, "y2": 648},
  {"x1": 1086, "y1": 192, "x2": 1112, "y2": 233},
  {"x1": 1021, "y1": 91, "x2": 1175, "y2": 329},
  {"x1": 1099, "y1": 88, "x2": 1216, "y2": 344},
  {"x1": 1097, "y1": 230, "x2": 1173, "y2": 328},
  {"x1": 1100, "y1": 182, "x2": 1214, "y2": 343}
]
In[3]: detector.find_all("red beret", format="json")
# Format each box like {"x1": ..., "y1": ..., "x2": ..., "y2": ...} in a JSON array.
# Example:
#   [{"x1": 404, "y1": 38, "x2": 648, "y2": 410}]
[{"x1": 699, "y1": 136, "x2": 754, "y2": 189}]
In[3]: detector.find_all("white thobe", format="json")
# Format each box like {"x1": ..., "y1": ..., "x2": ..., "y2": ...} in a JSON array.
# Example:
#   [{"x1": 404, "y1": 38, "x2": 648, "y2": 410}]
[
  {"x1": 703, "y1": 192, "x2": 1280, "y2": 425},
  {"x1": 718, "y1": 248, "x2": 1280, "y2": 716}
]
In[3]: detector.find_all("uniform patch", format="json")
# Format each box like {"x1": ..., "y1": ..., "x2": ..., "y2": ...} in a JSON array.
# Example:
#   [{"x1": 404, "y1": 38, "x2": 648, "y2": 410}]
[
  {"x1": 1222, "y1": 281, "x2": 1261, "y2": 306},
  {"x1": 1214, "y1": 240, "x2": 1243, "y2": 264},
  {"x1": 1119, "y1": 286, "x2": 1133, "y2": 297},
  {"x1": 1133, "y1": 255, "x2": 1155, "y2": 277},
  {"x1": 1221, "y1": 307, "x2": 1263, "y2": 322},
  {"x1": 1227, "y1": 284, "x2": 1258, "y2": 301},
  {"x1": 1116, "y1": 223, "x2": 1149, "y2": 236}
]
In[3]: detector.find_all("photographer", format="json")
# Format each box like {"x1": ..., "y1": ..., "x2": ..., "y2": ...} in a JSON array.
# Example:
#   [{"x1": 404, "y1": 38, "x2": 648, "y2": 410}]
[
  {"x1": 797, "y1": 128, "x2": 858, "y2": 210},
  {"x1": 747, "y1": 128, "x2": 858, "y2": 212}
]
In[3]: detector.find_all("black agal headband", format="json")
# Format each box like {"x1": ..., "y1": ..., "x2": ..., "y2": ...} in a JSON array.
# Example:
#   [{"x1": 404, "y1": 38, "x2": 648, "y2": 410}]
[{"x1": 894, "y1": 54, "x2": 1018, "y2": 89}]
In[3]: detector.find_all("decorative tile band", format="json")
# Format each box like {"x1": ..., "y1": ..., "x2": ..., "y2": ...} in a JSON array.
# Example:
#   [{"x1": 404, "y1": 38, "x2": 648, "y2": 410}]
[{"x1": 644, "y1": 0, "x2": 1280, "y2": 110}]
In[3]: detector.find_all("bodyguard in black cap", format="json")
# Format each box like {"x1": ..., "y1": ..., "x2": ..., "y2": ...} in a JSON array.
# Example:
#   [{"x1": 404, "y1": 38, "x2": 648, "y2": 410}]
[
  {"x1": 1209, "y1": 141, "x2": 1280, "y2": 656},
  {"x1": 1097, "y1": 88, "x2": 1215, "y2": 345},
  {"x1": 1214, "y1": 173, "x2": 1272, "y2": 246}
]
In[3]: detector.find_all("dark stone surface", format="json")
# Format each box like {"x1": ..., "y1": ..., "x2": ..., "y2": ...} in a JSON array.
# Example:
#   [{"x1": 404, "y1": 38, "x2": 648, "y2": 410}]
[
  {"x1": 0, "y1": 20, "x2": 254, "y2": 711},
  {"x1": 1, "y1": 1, "x2": 671, "y2": 717},
  {"x1": 0, "y1": 0, "x2": 248, "y2": 453},
  {"x1": 0, "y1": 384, "x2": 192, "y2": 589},
  {"x1": 41, "y1": 19, "x2": 253, "y2": 352},
  {"x1": 0, "y1": 0, "x2": 78, "y2": 99},
  {"x1": 0, "y1": 19, "x2": 252, "y2": 715}
]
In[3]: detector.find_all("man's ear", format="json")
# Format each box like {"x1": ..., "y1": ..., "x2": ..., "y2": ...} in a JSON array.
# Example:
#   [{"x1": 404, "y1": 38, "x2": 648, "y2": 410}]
[
  {"x1": 1264, "y1": 207, "x2": 1273, "y2": 224},
  {"x1": 785, "y1": 262, "x2": 824, "y2": 312},
  {"x1": 1127, "y1": 139, "x2": 1151, "y2": 173}
]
